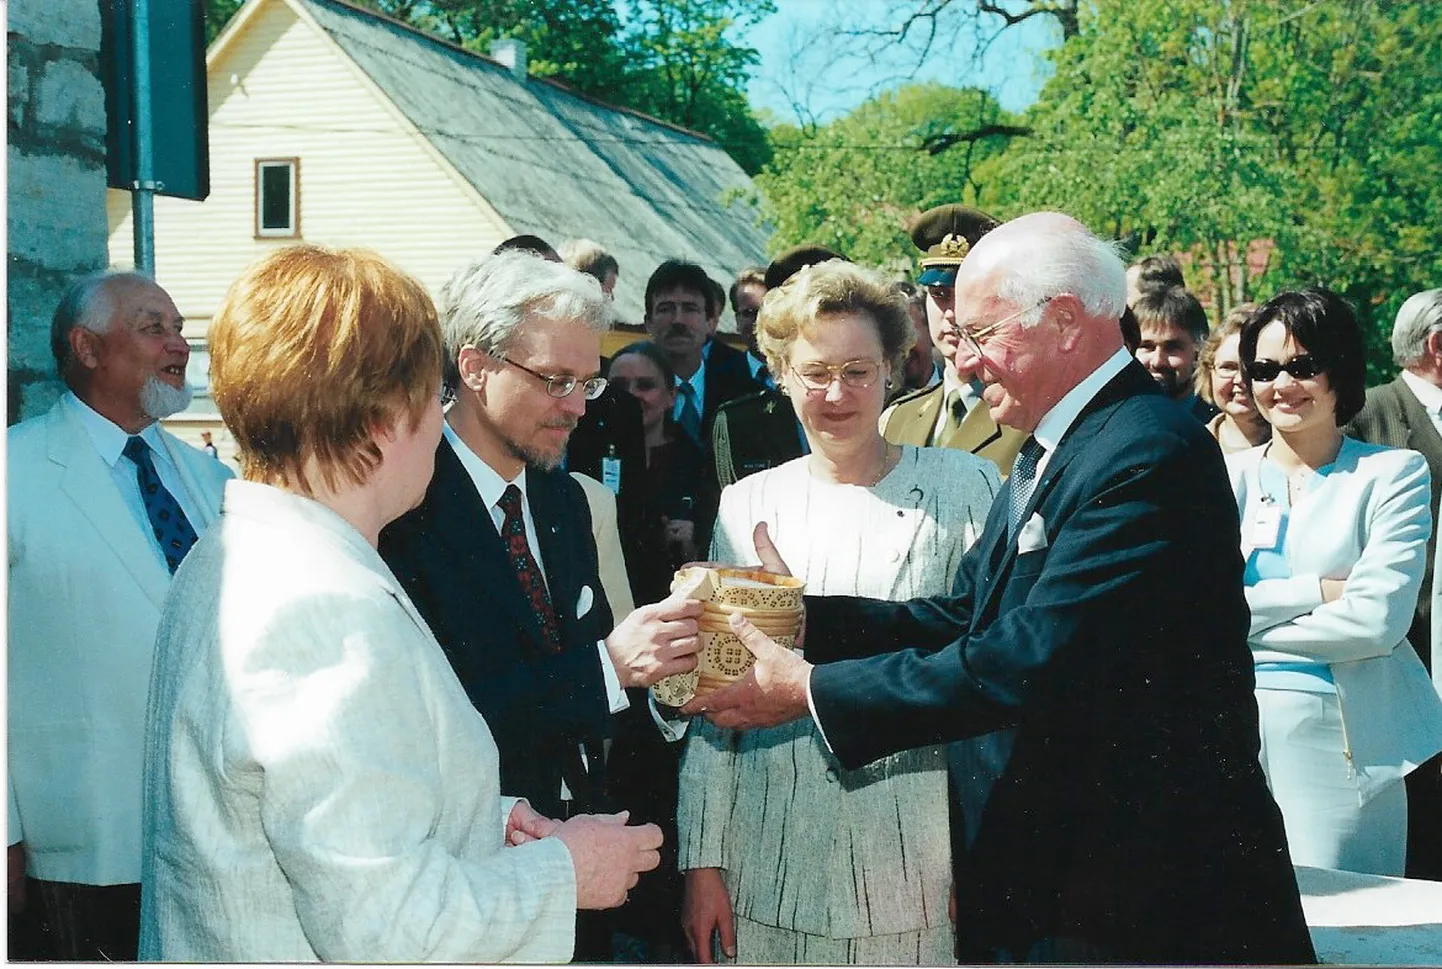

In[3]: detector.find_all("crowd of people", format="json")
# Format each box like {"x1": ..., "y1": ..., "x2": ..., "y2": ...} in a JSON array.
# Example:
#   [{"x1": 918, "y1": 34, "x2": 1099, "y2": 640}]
[{"x1": 7, "y1": 201, "x2": 1442, "y2": 965}]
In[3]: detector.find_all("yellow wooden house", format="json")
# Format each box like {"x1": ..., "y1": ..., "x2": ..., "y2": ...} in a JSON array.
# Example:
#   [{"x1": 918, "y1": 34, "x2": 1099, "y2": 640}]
[{"x1": 106, "y1": 0, "x2": 769, "y2": 459}]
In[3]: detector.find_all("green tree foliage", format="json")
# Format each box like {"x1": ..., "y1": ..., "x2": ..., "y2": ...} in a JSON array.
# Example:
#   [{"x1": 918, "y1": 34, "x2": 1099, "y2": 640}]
[
  {"x1": 204, "y1": 0, "x2": 773, "y2": 173},
  {"x1": 975, "y1": 0, "x2": 1442, "y2": 379},
  {"x1": 753, "y1": 83, "x2": 1017, "y2": 267}
]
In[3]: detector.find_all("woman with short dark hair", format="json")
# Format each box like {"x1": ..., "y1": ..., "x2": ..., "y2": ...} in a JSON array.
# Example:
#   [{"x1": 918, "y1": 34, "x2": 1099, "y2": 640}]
[{"x1": 1226, "y1": 287, "x2": 1442, "y2": 874}]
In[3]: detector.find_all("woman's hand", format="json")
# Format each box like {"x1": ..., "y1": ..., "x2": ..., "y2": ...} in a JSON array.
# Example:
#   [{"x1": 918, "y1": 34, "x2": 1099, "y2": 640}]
[
  {"x1": 1320, "y1": 577, "x2": 1348, "y2": 603},
  {"x1": 682, "y1": 867, "x2": 736, "y2": 964}
]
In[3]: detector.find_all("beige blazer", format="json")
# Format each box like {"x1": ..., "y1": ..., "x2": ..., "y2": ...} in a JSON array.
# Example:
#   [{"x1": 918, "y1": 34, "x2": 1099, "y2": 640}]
[
  {"x1": 880, "y1": 381, "x2": 1028, "y2": 476},
  {"x1": 139, "y1": 481, "x2": 578, "y2": 961},
  {"x1": 571, "y1": 471, "x2": 635, "y2": 616},
  {"x1": 7, "y1": 398, "x2": 231, "y2": 884}
]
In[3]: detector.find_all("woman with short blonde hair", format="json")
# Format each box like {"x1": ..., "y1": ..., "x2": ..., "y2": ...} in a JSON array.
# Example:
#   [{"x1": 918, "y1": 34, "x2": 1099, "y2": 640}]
[{"x1": 678, "y1": 258, "x2": 1000, "y2": 964}]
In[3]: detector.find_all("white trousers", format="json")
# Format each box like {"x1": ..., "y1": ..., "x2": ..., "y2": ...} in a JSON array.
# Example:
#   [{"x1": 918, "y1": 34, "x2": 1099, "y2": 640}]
[{"x1": 1256, "y1": 688, "x2": 1408, "y2": 875}]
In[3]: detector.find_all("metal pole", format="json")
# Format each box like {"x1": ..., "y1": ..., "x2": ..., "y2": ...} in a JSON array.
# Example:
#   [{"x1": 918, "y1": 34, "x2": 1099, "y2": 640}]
[{"x1": 130, "y1": 0, "x2": 156, "y2": 275}]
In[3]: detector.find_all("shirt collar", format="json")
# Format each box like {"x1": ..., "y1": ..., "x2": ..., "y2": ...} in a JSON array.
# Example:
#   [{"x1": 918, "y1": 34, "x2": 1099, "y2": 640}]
[
  {"x1": 1032, "y1": 348, "x2": 1133, "y2": 454},
  {"x1": 63, "y1": 391, "x2": 164, "y2": 468},
  {"x1": 942, "y1": 367, "x2": 985, "y2": 404},
  {"x1": 1401, "y1": 369, "x2": 1442, "y2": 415},
  {"x1": 746, "y1": 352, "x2": 767, "y2": 380},
  {"x1": 442, "y1": 421, "x2": 527, "y2": 512}
]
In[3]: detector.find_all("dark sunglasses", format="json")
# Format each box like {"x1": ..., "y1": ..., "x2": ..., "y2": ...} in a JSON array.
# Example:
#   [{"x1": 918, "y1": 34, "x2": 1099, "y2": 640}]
[{"x1": 1245, "y1": 354, "x2": 1324, "y2": 383}]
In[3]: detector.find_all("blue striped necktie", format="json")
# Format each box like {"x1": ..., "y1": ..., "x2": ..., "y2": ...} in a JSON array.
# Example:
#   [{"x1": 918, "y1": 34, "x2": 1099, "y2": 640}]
[{"x1": 123, "y1": 436, "x2": 199, "y2": 573}]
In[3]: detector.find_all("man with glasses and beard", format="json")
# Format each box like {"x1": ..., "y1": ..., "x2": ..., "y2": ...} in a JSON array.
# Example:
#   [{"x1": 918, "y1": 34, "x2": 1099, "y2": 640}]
[
  {"x1": 379, "y1": 250, "x2": 703, "y2": 961},
  {"x1": 8, "y1": 272, "x2": 233, "y2": 960}
]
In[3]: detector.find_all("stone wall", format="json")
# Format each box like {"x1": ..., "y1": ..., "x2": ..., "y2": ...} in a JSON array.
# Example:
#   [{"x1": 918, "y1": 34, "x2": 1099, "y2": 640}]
[{"x1": 7, "y1": 0, "x2": 110, "y2": 423}]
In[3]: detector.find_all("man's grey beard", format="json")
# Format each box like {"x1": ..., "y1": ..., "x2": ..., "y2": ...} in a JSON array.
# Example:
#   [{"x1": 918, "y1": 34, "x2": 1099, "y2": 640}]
[
  {"x1": 504, "y1": 423, "x2": 577, "y2": 471},
  {"x1": 140, "y1": 376, "x2": 194, "y2": 420}
]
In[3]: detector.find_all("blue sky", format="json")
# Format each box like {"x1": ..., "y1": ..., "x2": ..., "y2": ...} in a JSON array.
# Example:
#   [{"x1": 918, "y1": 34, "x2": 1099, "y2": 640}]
[{"x1": 738, "y1": 0, "x2": 1060, "y2": 125}]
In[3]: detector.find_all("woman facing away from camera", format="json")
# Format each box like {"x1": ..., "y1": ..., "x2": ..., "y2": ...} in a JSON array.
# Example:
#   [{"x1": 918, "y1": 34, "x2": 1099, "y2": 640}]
[
  {"x1": 137, "y1": 245, "x2": 659, "y2": 961},
  {"x1": 1227, "y1": 287, "x2": 1442, "y2": 875},
  {"x1": 676, "y1": 260, "x2": 1001, "y2": 964}
]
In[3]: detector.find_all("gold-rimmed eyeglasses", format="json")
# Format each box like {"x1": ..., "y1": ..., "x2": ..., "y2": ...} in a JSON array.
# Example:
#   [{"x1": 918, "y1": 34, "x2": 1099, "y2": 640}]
[
  {"x1": 952, "y1": 296, "x2": 1054, "y2": 359},
  {"x1": 789, "y1": 359, "x2": 883, "y2": 392},
  {"x1": 499, "y1": 355, "x2": 608, "y2": 400}
]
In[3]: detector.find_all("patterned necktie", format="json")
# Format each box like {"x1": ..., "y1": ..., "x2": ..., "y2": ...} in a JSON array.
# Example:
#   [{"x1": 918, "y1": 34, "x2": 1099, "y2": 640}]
[
  {"x1": 677, "y1": 381, "x2": 703, "y2": 444},
  {"x1": 497, "y1": 485, "x2": 562, "y2": 653},
  {"x1": 122, "y1": 436, "x2": 199, "y2": 573},
  {"x1": 1008, "y1": 436, "x2": 1046, "y2": 534}
]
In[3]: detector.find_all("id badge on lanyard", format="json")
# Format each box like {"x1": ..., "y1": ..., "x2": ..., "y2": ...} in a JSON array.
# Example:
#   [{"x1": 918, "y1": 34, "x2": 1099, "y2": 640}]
[{"x1": 1247, "y1": 496, "x2": 1283, "y2": 552}]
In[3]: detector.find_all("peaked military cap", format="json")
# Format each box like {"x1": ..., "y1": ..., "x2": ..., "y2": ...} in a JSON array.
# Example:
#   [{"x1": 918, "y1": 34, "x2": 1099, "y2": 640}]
[
  {"x1": 909, "y1": 204, "x2": 1000, "y2": 286},
  {"x1": 764, "y1": 244, "x2": 848, "y2": 290}
]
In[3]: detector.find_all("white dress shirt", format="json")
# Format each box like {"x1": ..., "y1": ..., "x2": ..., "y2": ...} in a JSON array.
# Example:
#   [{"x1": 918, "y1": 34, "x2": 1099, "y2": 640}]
[
  {"x1": 1401, "y1": 369, "x2": 1442, "y2": 442},
  {"x1": 63, "y1": 391, "x2": 205, "y2": 571}
]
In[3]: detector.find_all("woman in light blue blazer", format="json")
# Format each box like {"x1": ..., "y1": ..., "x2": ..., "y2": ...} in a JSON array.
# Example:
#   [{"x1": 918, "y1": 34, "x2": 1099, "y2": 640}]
[{"x1": 1227, "y1": 288, "x2": 1442, "y2": 875}]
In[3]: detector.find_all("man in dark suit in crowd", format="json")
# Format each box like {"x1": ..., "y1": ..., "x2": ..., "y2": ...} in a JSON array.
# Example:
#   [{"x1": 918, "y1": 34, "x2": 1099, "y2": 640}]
[
  {"x1": 687, "y1": 213, "x2": 1316, "y2": 965},
  {"x1": 643, "y1": 260, "x2": 754, "y2": 452},
  {"x1": 1132, "y1": 284, "x2": 1218, "y2": 422},
  {"x1": 881, "y1": 204, "x2": 1028, "y2": 475},
  {"x1": 378, "y1": 250, "x2": 703, "y2": 958},
  {"x1": 1347, "y1": 287, "x2": 1442, "y2": 881}
]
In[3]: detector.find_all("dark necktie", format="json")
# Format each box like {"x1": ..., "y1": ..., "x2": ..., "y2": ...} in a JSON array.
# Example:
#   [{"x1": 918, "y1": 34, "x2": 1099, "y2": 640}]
[
  {"x1": 677, "y1": 381, "x2": 703, "y2": 444},
  {"x1": 122, "y1": 436, "x2": 199, "y2": 573},
  {"x1": 498, "y1": 485, "x2": 562, "y2": 653},
  {"x1": 1008, "y1": 436, "x2": 1046, "y2": 534},
  {"x1": 947, "y1": 387, "x2": 968, "y2": 423}
]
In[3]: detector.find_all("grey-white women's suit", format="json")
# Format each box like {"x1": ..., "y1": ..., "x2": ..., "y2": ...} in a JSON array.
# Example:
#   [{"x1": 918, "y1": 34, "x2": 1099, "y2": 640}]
[
  {"x1": 139, "y1": 481, "x2": 578, "y2": 962},
  {"x1": 677, "y1": 447, "x2": 1000, "y2": 963}
]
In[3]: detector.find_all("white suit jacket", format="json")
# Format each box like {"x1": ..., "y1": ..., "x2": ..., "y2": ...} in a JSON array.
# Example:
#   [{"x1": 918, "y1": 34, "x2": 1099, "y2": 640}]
[
  {"x1": 570, "y1": 471, "x2": 635, "y2": 616},
  {"x1": 7, "y1": 398, "x2": 231, "y2": 884},
  {"x1": 139, "y1": 481, "x2": 577, "y2": 962},
  {"x1": 1228, "y1": 438, "x2": 1442, "y2": 800}
]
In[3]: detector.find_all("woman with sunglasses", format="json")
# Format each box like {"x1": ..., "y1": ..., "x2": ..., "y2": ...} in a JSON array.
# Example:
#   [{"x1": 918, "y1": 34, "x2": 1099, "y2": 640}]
[
  {"x1": 1197, "y1": 303, "x2": 1271, "y2": 454},
  {"x1": 1228, "y1": 287, "x2": 1442, "y2": 875},
  {"x1": 677, "y1": 260, "x2": 1000, "y2": 964}
]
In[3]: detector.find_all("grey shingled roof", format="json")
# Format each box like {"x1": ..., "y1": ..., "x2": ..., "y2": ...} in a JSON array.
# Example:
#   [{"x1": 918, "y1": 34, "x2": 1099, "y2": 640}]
[{"x1": 299, "y1": 0, "x2": 771, "y2": 329}]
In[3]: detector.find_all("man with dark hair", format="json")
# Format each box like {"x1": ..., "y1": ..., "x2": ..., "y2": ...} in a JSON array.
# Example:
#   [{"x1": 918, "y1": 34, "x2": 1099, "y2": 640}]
[
  {"x1": 881, "y1": 204, "x2": 1028, "y2": 475},
  {"x1": 8, "y1": 272, "x2": 232, "y2": 960},
  {"x1": 1126, "y1": 253, "x2": 1186, "y2": 304},
  {"x1": 642, "y1": 260, "x2": 753, "y2": 451},
  {"x1": 1132, "y1": 285, "x2": 1217, "y2": 421}
]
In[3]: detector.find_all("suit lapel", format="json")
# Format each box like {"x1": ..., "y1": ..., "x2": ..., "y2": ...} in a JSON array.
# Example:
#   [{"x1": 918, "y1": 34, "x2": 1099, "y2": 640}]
[
  {"x1": 950, "y1": 398, "x2": 1004, "y2": 456},
  {"x1": 886, "y1": 387, "x2": 940, "y2": 447},
  {"x1": 1394, "y1": 378, "x2": 1442, "y2": 466},
  {"x1": 48, "y1": 403, "x2": 171, "y2": 610},
  {"x1": 973, "y1": 363, "x2": 1150, "y2": 618},
  {"x1": 426, "y1": 442, "x2": 548, "y2": 648},
  {"x1": 156, "y1": 430, "x2": 222, "y2": 528}
]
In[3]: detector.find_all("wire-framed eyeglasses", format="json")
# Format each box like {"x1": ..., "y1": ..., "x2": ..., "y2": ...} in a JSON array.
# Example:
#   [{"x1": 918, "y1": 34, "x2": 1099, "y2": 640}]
[
  {"x1": 952, "y1": 296, "x2": 1054, "y2": 358},
  {"x1": 499, "y1": 355, "x2": 608, "y2": 400},
  {"x1": 789, "y1": 359, "x2": 883, "y2": 392}
]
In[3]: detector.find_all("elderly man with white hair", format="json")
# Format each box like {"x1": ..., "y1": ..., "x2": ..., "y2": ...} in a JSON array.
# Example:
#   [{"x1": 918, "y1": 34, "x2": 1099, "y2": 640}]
[
  {"x1": 1349, "y1": 287, "x2": 1442, "y2": 881},
  {"x1": 686, "y1": 213, "x2": 1318, "y2": 964}
]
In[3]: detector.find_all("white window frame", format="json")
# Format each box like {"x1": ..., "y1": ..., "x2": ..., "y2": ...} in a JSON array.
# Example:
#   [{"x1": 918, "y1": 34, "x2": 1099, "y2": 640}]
[{"x1": 254, "y1": 157, "x2": 300, "y2": 238}]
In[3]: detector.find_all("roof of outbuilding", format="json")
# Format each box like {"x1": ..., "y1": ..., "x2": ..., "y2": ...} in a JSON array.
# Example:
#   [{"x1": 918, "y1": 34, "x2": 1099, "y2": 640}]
[{"x1": 297, "y1": 0, "x2": 771, "y2": 328}]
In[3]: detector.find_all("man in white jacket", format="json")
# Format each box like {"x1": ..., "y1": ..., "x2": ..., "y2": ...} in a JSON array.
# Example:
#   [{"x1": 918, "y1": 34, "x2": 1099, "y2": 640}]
[{"x1": 7, "y1": 272, "x2": 233, "y2": 959}]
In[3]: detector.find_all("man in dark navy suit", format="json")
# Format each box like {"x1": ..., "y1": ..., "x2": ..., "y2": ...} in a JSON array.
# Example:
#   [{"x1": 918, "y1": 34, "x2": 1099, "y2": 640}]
[{"x1": 689, "y1": 213, "x2": 1316, "y2": 965}]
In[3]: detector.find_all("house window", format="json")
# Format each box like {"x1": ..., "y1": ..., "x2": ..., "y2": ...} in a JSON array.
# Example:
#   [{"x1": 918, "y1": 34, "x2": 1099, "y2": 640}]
[
  {"x1": 186, "y1": 343, "x2": 211, "y2": 397},
  {"x1": 255, "y1": 158, "x2": 299, "y2": 237}
]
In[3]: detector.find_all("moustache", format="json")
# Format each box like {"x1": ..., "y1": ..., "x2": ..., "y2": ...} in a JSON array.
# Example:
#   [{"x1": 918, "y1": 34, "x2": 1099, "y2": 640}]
[
  {"x1": 666, "y1": 323, "x2": 694, "y2": 339},
  {"x1": 540, "y1": 418, "x2": 579, "y2": 433}
]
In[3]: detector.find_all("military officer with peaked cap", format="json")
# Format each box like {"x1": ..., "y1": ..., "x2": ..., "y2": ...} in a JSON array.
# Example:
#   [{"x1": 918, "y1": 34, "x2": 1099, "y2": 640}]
[{"x1": 880, "y1": 204, "x2": 1028, "y2": 476}]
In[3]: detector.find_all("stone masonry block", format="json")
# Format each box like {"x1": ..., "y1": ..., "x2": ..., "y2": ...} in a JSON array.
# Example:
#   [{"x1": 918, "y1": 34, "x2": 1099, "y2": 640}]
[
  {"x1": 6, "y1": 264, "x2": 66, "y2": 373},
  {"x1": 8, "y1": 0, "x2": 102, "y2": 53},
  {"x1": 35, "y1": 58, "x2": 106, "y2": 136},
  {"x1": 7, "y1": 145, "x2": 110, "y2": 271}
]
